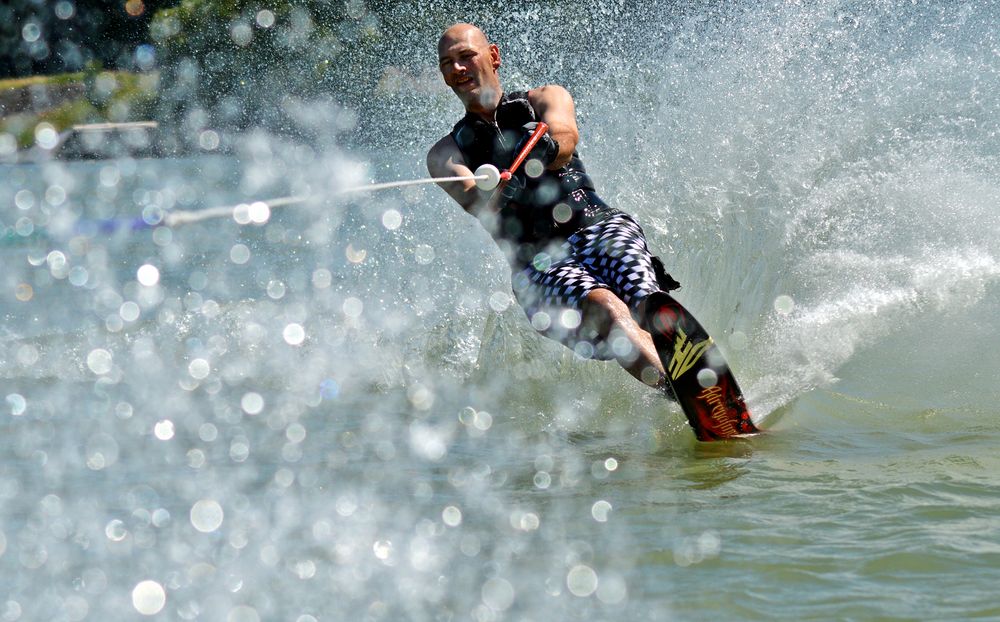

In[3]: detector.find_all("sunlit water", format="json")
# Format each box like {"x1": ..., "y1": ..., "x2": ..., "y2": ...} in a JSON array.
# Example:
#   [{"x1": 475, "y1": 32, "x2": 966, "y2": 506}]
[{"x1": 4, "y1": 2, "x2": 1000, "y2": 620}]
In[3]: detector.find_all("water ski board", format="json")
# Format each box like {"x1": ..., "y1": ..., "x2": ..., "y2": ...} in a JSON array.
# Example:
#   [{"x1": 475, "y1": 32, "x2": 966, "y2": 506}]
[{"x1": 645, "y1": 292, "x2": 759, "y2": 441}]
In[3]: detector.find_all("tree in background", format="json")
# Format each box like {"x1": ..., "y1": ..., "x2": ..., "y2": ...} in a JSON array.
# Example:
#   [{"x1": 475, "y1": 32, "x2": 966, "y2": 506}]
[{"x1": 0, "y1": 0, "x2": 178, "y2": 77}]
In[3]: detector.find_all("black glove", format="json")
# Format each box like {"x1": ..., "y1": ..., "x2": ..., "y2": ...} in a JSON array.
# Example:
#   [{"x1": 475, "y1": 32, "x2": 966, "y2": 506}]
[
  {"x1": 499, "y1": 168, "x2": 527, "y2": 200},
  {"x1": 513, "y1": 122, "x2": 559, "y2": 170}
]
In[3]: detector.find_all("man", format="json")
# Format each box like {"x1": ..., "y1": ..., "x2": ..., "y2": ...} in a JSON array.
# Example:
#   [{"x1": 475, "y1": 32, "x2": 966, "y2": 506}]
[{"x1": 427, "y1": 23, "x2": 680, "y2": 396}]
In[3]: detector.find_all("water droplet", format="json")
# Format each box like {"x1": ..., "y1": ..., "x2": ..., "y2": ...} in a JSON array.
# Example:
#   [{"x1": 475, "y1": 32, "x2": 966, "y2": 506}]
[
  {"x1": 241, "y1": 392, "x2": 264, "y2": 415},
  {"x1": 44, "y1": 184, "x2": 67, "y2": 206},
  {"x1": 152, "y1": 508, "x2": 170, "y2": 527},
  {"x1": 256, "y1": 9, "x2": 275, "y2": 28},
  {"x1": 230, "y1": 244, "x2": 250, "y2": 264},
  {"x1": 86, "y1": 349, "x2": 113, "y2": 375},
  {"x1": 86, "y1": 433, "x2": 119, "y2": 469},
  {"x1": 232, "y1": 204, "x2": 253, "y2": 225},
  {"x1": 230, "y1": 22, "x2": 253, "y2": 47},
  {"x1": 119, "y1": 301, "x2": 141, "y2": 322},
  {"x1": 566, "y1": 565, "x2": 599, "y2": 597},
  {"x1": 473, "y1": 411, "x2": 492, "y2": 431},
  {"x1": 132, "y1": 580, "x2": 166, "y2": 615},
  {"x1": 55, "y1": 1, "x2": 75, "y2": 20},
  {"x1": 481, "y1": 577, "x2": 515, "y2": 612},
  {"x1": 199, "y1": 130, "x2": 220, "y2": 151},
  {"x1": 105, "y1": 519, "x2": 127, "y2": 542},
  {"x1": 342, "y1": 297, "x2": 363, "y2": 319},
  {"x1": 595, "y1": 573, "x2": 628, "y2": 604},
  {"x1": 413, "y1": 244, "x2": 435, "y2": 265},
  {"x1": 137, "y1": 264, "x2": 160, "y2": 286},
  {"x1": 530, "y1": 311, "x2": 551, "y2": 331},
  {"x1": 69, "y1": 266, "x2": 89, "y2": 287},
  {"x1": 774, "y1": 294, "x2": 795, "y2": 315},
  {"x1": 525, "y1": 158, "x2": 544, "y2": 178},
  {"x1": 488, "y1": 291, "x2": 511, "y2": 312},
  {"x1": 190, "y1": 499, "x2": 224, "y2": 533},
  {"x1": 247, "y1": 201, "x2": 270, "y2": 224},
  {"x1": 198, "y1": 423, "x2": 217, "y2": 441},
  {"x1": 345, "y1": 243, "x2": 367, "y2": 264},
  {"x1": 154, "y1": 420, "x2": 175, "y2": 441},
  {"x1": 560, "y1": 309, "x2": 582, "y2": 329},
  {"x1": 533, "y1": 471, "x2": 551, "y2": 489},
  {"x1": 15, "y1": 218, "x2": 34, "y2": 237},
  {"x1": 382, "y1": 209, "x2": 402, "y2": 230},
  {"x1": 442, "y1": 505, "x2": 462, "y2": 527},
  {"x1": 282, "y1": 323, "x2": 305, "y2": 345},
  {"x1": 6, "y1": 394, "x2": 26, "y2": 416},
  {"x1": 697, "y1": 368, "x2": 718, "y2": 388},
  {"x1": 47, "y1": 250, "x2": 68, "y2": 278},
  {"x1": 230, "y1": 438, "x2": 250, "y2": 462},
  {"x1": 14, "y1": 189, "x2": 35, "y2": 210},
  {"x1": 15, "y1": 283, "x2": 33, "y2": 302},
  {"x1": 188, "y1": 358, "x2": 210, "y2": 379},
  {"x1": 285, "y1": 423, "x2": 307, "y2": 444},
  {"x1": 34, "y1": 123, "x2": 59, "y2": 150},
  {"x1": 591, "y1": 500, "x2": 612, "y2": 522},
  {"x1": 552, "y1": 202, "x2": 573, "y2": 223},
  {"x1": 266, "y1": 280, "x2": 286, "y2": 299},
  {"x1": 373, "y1": 540, "x2": 392, "y2": 560}
]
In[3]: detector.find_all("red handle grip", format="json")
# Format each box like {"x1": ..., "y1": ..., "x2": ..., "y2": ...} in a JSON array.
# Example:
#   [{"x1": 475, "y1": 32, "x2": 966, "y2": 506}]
[{"x1": 500, "y1": 121, "x2": 550, "y2": 181}]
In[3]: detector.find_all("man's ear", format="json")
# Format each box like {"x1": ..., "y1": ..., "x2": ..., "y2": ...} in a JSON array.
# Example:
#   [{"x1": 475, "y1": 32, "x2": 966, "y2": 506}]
[{"x1": 490, "y1": 43, "x2": 501, "y2": 70}]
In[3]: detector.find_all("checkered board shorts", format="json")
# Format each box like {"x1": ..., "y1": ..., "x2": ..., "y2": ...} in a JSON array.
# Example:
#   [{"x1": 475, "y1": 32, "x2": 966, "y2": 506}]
[{"x1": 511, "y1": 213, "x2": 662, "y2": 359}]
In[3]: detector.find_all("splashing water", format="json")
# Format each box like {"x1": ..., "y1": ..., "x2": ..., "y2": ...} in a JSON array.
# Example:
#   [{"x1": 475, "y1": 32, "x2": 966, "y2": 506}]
[{"x1": 3, "y1": 1, "x2": 1000, "y2": 620}]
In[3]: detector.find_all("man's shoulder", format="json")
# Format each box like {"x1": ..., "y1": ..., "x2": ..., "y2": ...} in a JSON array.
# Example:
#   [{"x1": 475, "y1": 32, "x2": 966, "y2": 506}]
[
  {"x1": 527, "y1": 84, "x2": 572, "y2": 98},
  {"x1": 526, "y1": 84, "x2": 574, "y2": 112},
  {"x1": 428, "y1": 133, "x2": 459, "y2": 157}
]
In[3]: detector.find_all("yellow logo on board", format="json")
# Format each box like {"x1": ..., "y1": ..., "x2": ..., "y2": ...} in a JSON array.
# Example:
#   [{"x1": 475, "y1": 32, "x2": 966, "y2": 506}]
[{"x1": 668, "y1": 328, "x2": 713, "y2": 381}]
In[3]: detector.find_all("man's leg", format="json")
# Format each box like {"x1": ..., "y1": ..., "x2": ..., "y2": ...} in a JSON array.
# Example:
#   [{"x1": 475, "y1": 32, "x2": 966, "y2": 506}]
[{"x1": 581, "y1": 288, "x2": 664, "y2": 387}]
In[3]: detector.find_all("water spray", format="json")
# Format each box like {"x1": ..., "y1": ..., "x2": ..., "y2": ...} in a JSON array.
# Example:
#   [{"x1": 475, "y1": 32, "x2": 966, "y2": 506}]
[{"x1": 70, "y1": 122, "x2": 549, "y2": 233}]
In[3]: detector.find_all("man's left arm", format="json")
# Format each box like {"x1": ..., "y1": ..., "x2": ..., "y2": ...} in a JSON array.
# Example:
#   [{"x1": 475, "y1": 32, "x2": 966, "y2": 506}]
[{"x1": 527, "y1": 84, "x2": 580, "y2": 169}]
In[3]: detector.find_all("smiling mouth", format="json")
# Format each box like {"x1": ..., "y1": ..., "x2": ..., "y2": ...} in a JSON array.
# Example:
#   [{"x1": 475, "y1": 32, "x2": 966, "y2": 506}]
[{"x1": 454, "y1": 76, "x2": 476, "y2": 90}]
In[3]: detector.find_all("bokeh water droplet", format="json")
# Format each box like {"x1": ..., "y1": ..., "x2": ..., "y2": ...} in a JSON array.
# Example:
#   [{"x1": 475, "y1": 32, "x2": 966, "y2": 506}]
[
  {"x1": 131, "y1": 580, "x2": 166, "y2": 615},
  {"x1": 283, "y1": 323, "x2": 305, "y2": 345},
  {"x1": 566, "y1": 565, "x2": 599, "y2": 597},
  {"x1": 591, "y1": 500, "x2": 612, "y2": 522},
  {"x1": 86, "y1": 349, "x2": 113, "y2": 375},
  {"x1": 774, "y1": 295, "x2": 795, "y2": 315},
  {"x1": 190, "y1": 500, "x2": 224, "y2": 533}
]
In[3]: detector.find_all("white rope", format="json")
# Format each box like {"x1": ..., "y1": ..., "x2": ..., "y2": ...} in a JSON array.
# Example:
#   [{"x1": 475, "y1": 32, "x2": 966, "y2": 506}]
[{"x1": 161, "y1": 173, "x2": 489, "y2": 227}]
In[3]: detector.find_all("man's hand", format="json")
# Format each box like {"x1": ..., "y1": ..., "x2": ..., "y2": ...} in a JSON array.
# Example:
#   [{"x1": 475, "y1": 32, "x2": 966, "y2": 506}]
[{"x1": 514, "y1": 122, "x2": 560, "y2": 170}]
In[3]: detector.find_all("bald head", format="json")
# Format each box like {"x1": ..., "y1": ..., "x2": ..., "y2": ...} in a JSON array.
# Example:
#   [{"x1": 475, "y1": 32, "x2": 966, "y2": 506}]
[
  {"x1": 437, "y1": 23, "x2": 490, "y2": 54},
  {"x1": 436, "y1": 23, "x2": 502, "y2": 116}
]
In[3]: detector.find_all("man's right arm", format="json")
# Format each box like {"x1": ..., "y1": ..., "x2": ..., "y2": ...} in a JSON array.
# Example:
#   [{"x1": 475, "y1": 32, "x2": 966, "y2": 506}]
[{"x1": 427, "y1": 136, "x2": 479, "y2": 213}]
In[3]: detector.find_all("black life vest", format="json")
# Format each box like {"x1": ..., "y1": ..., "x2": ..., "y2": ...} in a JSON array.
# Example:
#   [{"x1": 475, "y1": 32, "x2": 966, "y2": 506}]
[{"x1": 450, "y1": 91, "x2": 614, "y2": 255}]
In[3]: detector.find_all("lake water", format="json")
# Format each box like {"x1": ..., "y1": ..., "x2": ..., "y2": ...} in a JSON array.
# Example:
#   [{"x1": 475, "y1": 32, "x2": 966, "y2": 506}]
[{"x1": 3, "y1": 1, "x2": 1000, "y2": 620}]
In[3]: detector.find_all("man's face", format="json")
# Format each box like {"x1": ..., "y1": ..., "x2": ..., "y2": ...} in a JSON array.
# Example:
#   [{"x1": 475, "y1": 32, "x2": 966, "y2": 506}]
[{"x1": 437, "y1": 28, "x2": 501, "y2": 112}]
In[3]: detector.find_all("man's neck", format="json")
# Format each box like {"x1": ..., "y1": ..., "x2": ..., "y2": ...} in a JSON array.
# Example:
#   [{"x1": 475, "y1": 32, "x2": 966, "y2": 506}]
[{"x1": 465, "y1": 89, "x2": 503, "y2": 122}]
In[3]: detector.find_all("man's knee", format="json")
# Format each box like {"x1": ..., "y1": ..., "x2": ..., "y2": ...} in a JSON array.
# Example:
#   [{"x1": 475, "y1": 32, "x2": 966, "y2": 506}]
[{"x1": 581, "y1": 288, "x2": 632, "y2": 335}]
